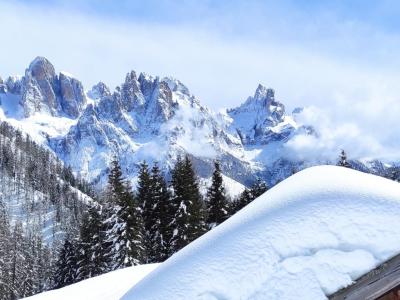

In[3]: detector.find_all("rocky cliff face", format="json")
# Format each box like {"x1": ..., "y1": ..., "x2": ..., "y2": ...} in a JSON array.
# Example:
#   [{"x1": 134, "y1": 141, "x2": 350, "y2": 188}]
[
  {"x1": 50, "y1": 69, "x2": 297, "y2": 187},
  {"x1": 227, "y1": 84, "x2": 291, "y2": 145},
  {"x1": 1, "y1": 57, "x2": 86, "y2": 118},
  {"x1": 3, "y1": 56, "x2": 384, "y2": 193}
]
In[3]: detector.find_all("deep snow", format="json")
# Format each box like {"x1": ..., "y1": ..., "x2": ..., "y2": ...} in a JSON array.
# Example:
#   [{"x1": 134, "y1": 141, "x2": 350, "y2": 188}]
[
  {"x1": 25, "y1": 264, "x2": 159, "y2": 300},
  {"x1": 123, "y1": 166, "x2": 400, "y2": 300}
]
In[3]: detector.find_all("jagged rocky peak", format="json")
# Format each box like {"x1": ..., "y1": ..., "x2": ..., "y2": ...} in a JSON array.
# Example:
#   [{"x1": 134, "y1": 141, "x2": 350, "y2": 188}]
[
  {"x1": 22, "y1": 57, "x2": 58, "y2": 117},
  {"x1": 229, "y1": 84, "x2": 285, "y2": 117},
  {"x1": 88, "y1": 81, "x2": 111, "y2": 100},
  {"x1": 145, "y1": 77, "x2": 174, "y2": 123},
  {"x1": 120, "y1": 70, "x2": 144, "y2": 111},
  {"x1": 243, "y1": 84, "x2": 279, "y2": 110},
  {"x1": 138, "y1": 72, "x2": 156, "y2": 102},
  {"x1": 59, "y1": 72, "x2": 86, "y2": 118},
  {"x1": 19, "y1": 56, "x2": 86, "y2": 118},
  {"x1": 254, "y1": 84, "x2": 273, "y2": 102},
  {"x1": 163, "y1": 76, "x2": 190, "y2": 96},
  {"x1": 227, "y1": 84, "x2": 289, "y2": 144},
  {"x1": 27, "y1": 56, "x2": 56, "y2": 82}
]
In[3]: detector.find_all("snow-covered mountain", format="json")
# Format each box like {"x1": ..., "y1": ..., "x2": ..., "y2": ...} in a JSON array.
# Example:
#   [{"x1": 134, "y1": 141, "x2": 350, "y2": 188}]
[{"x1": 0, "y1": 57, "x2": 390, "y2": 193}]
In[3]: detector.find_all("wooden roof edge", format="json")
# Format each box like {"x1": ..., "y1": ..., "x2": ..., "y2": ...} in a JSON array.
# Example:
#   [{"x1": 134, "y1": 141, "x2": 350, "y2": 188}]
[{"x1": 329, "y1": 252, "x2": 400, "y2": 300}]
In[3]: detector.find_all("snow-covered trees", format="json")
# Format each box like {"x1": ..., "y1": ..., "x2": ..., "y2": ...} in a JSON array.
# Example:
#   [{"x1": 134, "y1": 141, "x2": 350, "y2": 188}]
[
  {"x1": 54, "y1": 238, "x2": 78, "y2": 289},
  {"x1": 0, "y1": 120, "x2": 92, "y2": 299},
  {"x1": 0, "y1": 218, "x2": 51, "y2": 299},
  {"x1": 76, "y1": 204, "x2": 107, "y2": 281},
  {"x1": 103, "y1": 159, "x2": 145, "y2": 270},
  {"x1": 149, "y1": 163, "x2": 175, "y2": 261},
  {"x1": 232, "y1": 177, "x2": 268, "y2": 213},
  {"x1": 0, "y1": 198, "x2": 11, "y2": 298},
  {"x1": 338, "y1": 149, "x2": 351, "y2": 168},
  {"x1": 137, "y1": 161, "x2": 155, "y2": 262},
  {"x1": 139, "y1": 162, "x2": 174, "y2": 262},
  {"x1": 206, "y1": 161, "x2": 229, "y2": 228},
  {"x1": 170, "y1": 156, "x2": 207, "y2": 253}
]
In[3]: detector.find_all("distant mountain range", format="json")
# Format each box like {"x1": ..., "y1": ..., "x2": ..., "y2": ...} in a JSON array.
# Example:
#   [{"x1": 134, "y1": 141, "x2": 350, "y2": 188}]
[{"x1": 0, "y1": 57, "x2": 393, "y2": 195}]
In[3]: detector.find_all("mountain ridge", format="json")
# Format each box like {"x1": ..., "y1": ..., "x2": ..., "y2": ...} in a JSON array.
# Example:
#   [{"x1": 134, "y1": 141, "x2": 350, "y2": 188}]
[{"x1": 0, "y1": 56, "x2": 395, "y2": 194}]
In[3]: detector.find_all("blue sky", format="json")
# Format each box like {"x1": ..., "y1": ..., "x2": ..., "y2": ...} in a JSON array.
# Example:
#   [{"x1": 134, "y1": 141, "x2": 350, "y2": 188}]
[
  {"x1": 1, "y1": 0, "x2": 400, "y2": 159},
  {"x1": 0, "y1": 0, "x2": 399, "y2": 109}
]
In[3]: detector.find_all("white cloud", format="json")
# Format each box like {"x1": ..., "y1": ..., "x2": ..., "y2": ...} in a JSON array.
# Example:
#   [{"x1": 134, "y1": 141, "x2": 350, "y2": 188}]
[{"x1": 285, "y1": 105, "x2": 398, "y2": 162}]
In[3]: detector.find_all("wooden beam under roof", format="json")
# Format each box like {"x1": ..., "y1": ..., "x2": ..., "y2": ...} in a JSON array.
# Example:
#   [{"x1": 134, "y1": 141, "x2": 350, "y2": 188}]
[{"x1": 329, "y1": 253, "x2": 400, "y2": 300}]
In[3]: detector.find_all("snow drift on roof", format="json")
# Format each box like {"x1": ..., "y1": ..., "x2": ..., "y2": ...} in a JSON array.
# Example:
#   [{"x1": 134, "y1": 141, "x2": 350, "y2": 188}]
[{"x1": 124, "y1": 165, "x2": 400, "y2": 300}]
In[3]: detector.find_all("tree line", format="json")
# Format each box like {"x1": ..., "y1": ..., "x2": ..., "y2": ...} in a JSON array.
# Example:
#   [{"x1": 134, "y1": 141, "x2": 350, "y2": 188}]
[{"x1": 54, "y1": 156, "x2": 268, "y2": 288}]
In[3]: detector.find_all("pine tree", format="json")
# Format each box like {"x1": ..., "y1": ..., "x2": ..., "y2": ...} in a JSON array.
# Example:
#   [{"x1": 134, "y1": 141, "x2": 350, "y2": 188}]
[
  {"x1": 149, "y1": 163, "x2": 174, "y2": 262},
  {"x1": 232, "y1": 188, "x2": 252, "y2": 212},
  {"x1": 54, "y1": 238, "x2": 78, "y2": 288},
  {"x1": 250, "y1": 177, "x2": 268, "y2": 198},
  {"x1": 206, "y1": 161, "x2": 229, "y2": 228},
  {"x1": 137, "y1": 161, "x2": 154, "y2": 262},
  {"x1": 9, "y1": 222, "x2": 35, "y2": 298},
  {"x1": 107, "y1": 159, "x2": 125, "y2": 203},
  {"x1": 170, "y1": 156, "x2": 206, "y2": 253},
  {"x1": 124, "y1": 181, "x2": 146, "y2": 265},
  {"x1": 338, "y1": 149, "x2": 351, "y2": 168},
  {"x1": 32, "y1": 240, "x2": 52, "y2": 295},
  {"x1": 231, "y1": 178, "x2": 268, "y2": 214},
  {"x1": 76, "y1": 204, "x2": 107, "y2": 281},
  {"x1": 104, "y1": 159, "x2": 145, "y2": 270},
  {"x1": 87, "y1": 205, "x2": 108, "y2": 276}
]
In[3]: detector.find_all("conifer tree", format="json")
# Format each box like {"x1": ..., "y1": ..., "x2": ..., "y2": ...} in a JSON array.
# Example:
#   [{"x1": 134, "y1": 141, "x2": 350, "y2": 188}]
[
  {"x1": 9, "y1": 222, "x2": 35, "y2": 298},
  {"x1": 170, "y1": 156, "x2": 206, "y2": 253},
  {"x1": 206, "y1": 161, "x2": 229, "y2": 228},
  {"x1": 137, "y1": 161, "x2": 155, "y2": 262},
  {"x1": 76, "y1": 204, "x2": 107, "y2": 281},
  {"x1": 250, "y1": 178, "x2": 268, "y2": 198},
  {"x1": 32, "y1": 240, "x2": 52, "y2": 294},
  {"x1": 338, "y1": 149, "x2": 351, "y2": 168},
  {"x1": 123, "y1": 181, "x2": 146, "y2": 265},
  {"x1": 54, "y1": 238, "x2": 78, "y2": 288},
  {"x1": 232, "y1": 178, "x2": 268, "y2": 214},
  {"x1": 149, "y1": 163, "x2": 174, "y2": 262},
  {"x1": 107, "y1": 159, "x2": 125, "y2": 202},
  {"x1": 232, "y1": 188, "x2": 252, "y2": 212},
  {"x1": 104, "y1": 159, "x2": 145, "y2": 270}
]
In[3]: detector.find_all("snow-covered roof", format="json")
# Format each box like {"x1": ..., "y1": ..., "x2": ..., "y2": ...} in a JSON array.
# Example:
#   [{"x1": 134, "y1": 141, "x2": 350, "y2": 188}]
[
  {"x1": 123, "y1": 166, "x2": 400, "y2": 300},
  {"x1": 25, "y1": 264, "x2": 159, "y2": 300}
]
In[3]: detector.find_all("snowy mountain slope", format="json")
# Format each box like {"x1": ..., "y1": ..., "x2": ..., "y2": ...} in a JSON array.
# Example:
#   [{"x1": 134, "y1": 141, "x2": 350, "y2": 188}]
[
  {"x1": 123, "y1": 166, "x2": 400, "y2": 300},
  {"x1": 0, "y1": 176, "x2": 90, "y2": 245},
  {"x1": 0, "y1": 120, "x2": 93, "y2": 248},
  {"x1": 199, "y1": 174, "x2": 245, "y2": 199},
  {"x1": 24, "y1": 264, "x2": 159, "y2": 300}
]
